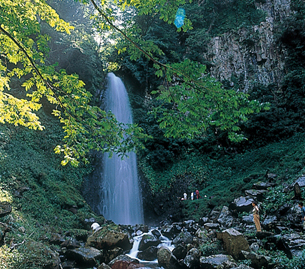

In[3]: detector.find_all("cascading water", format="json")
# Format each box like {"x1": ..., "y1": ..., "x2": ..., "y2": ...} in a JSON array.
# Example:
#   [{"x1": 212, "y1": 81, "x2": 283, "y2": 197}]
[{"x1": 100, "y1": 73, "x2": 144, "y2": 225}]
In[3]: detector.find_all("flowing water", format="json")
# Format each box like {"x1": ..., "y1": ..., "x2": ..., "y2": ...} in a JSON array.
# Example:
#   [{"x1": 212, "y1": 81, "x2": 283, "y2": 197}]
[{"x1": 100, "y1": 73, "x2": 144, "y2": 225}]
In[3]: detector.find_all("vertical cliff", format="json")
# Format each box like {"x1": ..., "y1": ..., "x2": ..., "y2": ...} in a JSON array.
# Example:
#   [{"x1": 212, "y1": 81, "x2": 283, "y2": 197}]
[{"x1": 204, "y1": 0, "x2": 291, "y2": 91}]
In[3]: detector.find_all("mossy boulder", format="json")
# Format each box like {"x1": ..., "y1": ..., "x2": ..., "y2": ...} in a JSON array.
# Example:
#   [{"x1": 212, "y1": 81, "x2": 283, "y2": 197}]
[{"x1": 86, "y1": 226, "x2": 132, "y2": 251}]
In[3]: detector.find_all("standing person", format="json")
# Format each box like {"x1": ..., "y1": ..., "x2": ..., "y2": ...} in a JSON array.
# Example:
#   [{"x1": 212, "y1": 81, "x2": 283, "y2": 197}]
[
  {"x1": 195, "y1": 190, "x2": 200, "y2": 199},
  {"x1": 298, "y1": 202, "x2": 305, "y2": 229},
  {"x1": 183, "y1": 193, "x2": 187, "y2": 200},
  {"x1": 191, "y1": 192, "x2": 194, "y2": 200},
  {"x1": 252, "y1": 201, "x2": 261, "y2": 232}
]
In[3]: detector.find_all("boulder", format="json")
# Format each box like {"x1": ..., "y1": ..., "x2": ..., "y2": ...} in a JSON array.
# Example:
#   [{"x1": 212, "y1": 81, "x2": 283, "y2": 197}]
[
  {"x1": 138, "y1": 234, "x2": 160, "y2": 251},
  {"x1": 137, "y1": 246, "x2": 158, "y2": 261},
  {"x1": 0, "y1": 202, "x2": 12, "y2": 217},
  {"x1": 103, "y1": 247, "x2": 124, "y2": 264},
  {"x1": 204, "y1": 223, "x2": 220, "y2": 230},
  {"x1": 199, "y1": 254, "x2": 234, "y2": 269},
  {"x1": 172, "y1": 231, "x2": 193, "y2": 245},
  {"x1": 244, "y1": 190, "x2": 267, "y2": 201},
  {"x1": 294, "y1": 176, "x2": 305, "y2": 188},
  {"x1": 199, "y1": 217, "x2": 209, "y2": 226},
  {"x1": 108, "y1": 254, "x2": 140, "y2": 269},
  {"x1": 252, "y1": 182, "x2": 276, "y2": 190},
  {"x1": 217, "y1": 206, "x2": 234, "y2": 228},
  {"x1": 241, "y1": 214, "x2": 254, "y2": 224},
  {"x1": 172, "y1": 244, "x2": 187, "y2": 260},
  {"x1": 161, "y1": 225, "x2": 181, "y2": 240},
  {"x1": 65, "y1": 246, "x2": 102, "y2": 267},
  {"x1": 183, "y1": 247, "x2": 201, "y2": 269},
  {"x1": 229, "y1": 196, "x2": 253, "y2": 213},
  {"x1": 262, "y1": 215, "x2": 277, "y2": 230},
  {"x1": 86, "y1": 226, "x2": 132, "y2": 251},
  {"x1": 217, "y1": 228, "x2": 249, "y2": 259},
  {"x1": 157, "y1": 246, "x2": 183, "y2": 269}
]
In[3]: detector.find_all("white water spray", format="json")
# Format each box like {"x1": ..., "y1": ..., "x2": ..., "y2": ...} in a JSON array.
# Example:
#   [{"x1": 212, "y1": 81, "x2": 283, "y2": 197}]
[{"x1": 100, "y1": 73, "x2": 143, "y2": 225}]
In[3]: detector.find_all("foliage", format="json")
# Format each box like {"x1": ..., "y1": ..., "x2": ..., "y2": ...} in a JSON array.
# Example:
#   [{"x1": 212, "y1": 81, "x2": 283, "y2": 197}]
[
  {"x1": 0, "y1": 0, "x2": 149, "y2": 167},
  {"x1": 140, "y1": 131, "x2": 305, "y2": 219}
]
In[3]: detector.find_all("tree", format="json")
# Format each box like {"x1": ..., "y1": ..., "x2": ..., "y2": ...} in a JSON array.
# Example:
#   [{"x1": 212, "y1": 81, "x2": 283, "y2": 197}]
[
  {"x1": 0, "y1": 0, "x2": 268, "y2": 166},
  {"x1": 0, "y1": 0, "x2": 148, "y2": 166}
]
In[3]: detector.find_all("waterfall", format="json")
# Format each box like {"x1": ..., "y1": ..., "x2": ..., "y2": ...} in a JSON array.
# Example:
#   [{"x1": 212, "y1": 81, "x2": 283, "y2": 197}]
[{"x1": 100, "y1": 73, "x2": 144, "y2": 225}]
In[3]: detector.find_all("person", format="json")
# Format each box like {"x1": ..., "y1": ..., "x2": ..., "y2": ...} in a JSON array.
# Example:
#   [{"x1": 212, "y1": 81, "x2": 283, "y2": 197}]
[
  {"x1": 183, "y1": 193, "x2": 187, "y2": 200},
  {"x1": 252, "y1": 201, "x2": 261, "y2": 232},
  {"x1": 195, "y1": 190, "x2": 200, "y2": 199},
  {"x1": 298, "y1": 202, "x2": 305, "y2": 229},
  {"x1": 191, "y1": 192, "x2": 194, "y2": 200}
]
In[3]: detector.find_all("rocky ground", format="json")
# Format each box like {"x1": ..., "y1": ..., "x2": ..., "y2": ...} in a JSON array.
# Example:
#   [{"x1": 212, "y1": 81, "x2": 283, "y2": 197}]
[{"x1": 1, "y1": 176, "x2": 305, "y2": 269}]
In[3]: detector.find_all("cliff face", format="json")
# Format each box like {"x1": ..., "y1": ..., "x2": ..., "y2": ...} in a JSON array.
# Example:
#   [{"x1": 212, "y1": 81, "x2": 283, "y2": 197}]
[{"x1": 204, "y1": 0, "x2": 291, "y2": 91}]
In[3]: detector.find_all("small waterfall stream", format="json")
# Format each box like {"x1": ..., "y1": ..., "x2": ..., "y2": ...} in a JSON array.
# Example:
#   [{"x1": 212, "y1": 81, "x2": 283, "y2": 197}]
[{"x1": 100, "y1": 73, "x2": 144, "y2": 225}]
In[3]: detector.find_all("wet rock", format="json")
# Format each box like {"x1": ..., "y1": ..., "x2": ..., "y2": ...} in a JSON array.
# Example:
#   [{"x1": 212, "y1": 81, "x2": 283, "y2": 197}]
[
  {"x1": 172, "y1": 244, "x2": 187, "y2": 260},
  {"x1": 108, "y1": 254, "x2": 140, "y2": 269},
  {"x1": 217, "y1": 228, "x2": 249, "y2": 259},
  {"x1": 66, "y1": 246, "x2": 102, "y2": 267},
  {"x1": 138, "y1": 234, "x2": 160, "y2": 251},
  {"x1": 199, "y1": 254, "x2": 234, "y2": 269},
  {"x1": 137, "y1": 246, "x2": 158, "y2": 261},
  {"x1": 161, "y1": 225, "x2": 180, "y2": 240},
  {"x1": 101, "y1": 247, "x2": 123, "y2": 264},
  {"x1": 157, "y1": 246, "x2": 183, "y2": 269},
  {"x1": 151, "y1": 229, "x2": 161, "y2": 239}
]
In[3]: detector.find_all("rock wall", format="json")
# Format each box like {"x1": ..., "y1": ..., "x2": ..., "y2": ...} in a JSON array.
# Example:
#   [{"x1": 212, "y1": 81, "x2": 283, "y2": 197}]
[{"x1": 204, "y1": 0, "x2": 291, "y2": 91}]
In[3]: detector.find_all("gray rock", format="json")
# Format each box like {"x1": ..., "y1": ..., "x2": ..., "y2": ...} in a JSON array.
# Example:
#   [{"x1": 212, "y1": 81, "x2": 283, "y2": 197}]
[
  {"x1": 217, "y1": 206, "x2": 234, "y2": 228},
  {"x1": 172, "y1": 231, "x2": 193, "y2": 245},
  {"x1": 244, "y1": 190, "x2": 267, "y2": 201},
  {"x1": 242, "y1": 214, "x2": 254, "y2": 224},
  {"x1": 183, "y1": 248, "x2": 201, "y2": 269},
  {"x1": 66, "y1": 246, "x2": 102, "y2": 267},
  {"x1": 199, "y1": 254, "x2": 234, "y2": 269},
  {"x1": 204, "y1": 223, "x2": 220, "y2": 230},
  {"x1": 294, "y1": 176, "x2": 305, "y2": 188},
  {"x1": 229, "y1": 196, "x2": 253, "y2": 213},
  {"x1": 262, "y1": 215, "x2": 278, "y2": 230},
  {"x1": 217, "y1": 228, "x2": 249, "y2": 259},
  {"x1": 241, "y1": 250, "x2": 271, "y2": 269}
]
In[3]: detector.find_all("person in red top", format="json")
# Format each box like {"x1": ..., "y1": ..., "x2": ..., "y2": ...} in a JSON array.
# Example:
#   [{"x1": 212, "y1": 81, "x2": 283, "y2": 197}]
[{"x1": 195, "y1": 190, "x2": 200, "y2": 199}]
